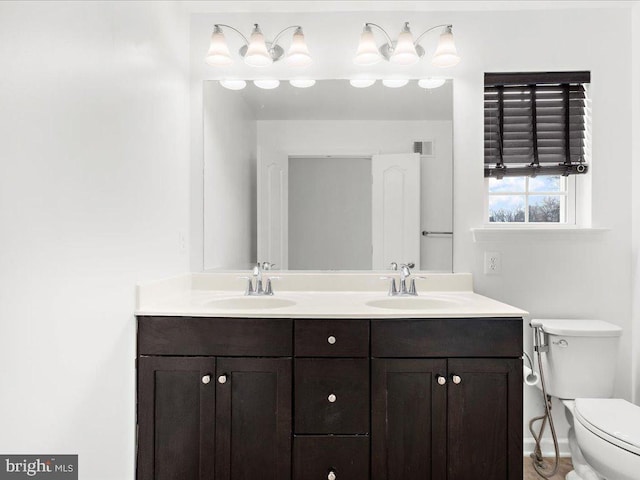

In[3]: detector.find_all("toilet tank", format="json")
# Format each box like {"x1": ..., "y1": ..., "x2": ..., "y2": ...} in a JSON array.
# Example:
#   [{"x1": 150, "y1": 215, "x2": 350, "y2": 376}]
[{"x1": 530, "y1": 319, "x2": 622, "y2": 399}]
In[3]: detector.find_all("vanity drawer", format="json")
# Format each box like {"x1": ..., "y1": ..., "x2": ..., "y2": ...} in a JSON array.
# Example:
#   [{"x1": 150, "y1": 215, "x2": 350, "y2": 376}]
[
  {"x1": 295, "y1": 319, "x2": 369, "y2": 357},
  {"x1": 295, "y1": 359, "x2": 369, "y2": 434},
  {"x1": 293, "y1": 436, "x2": 369, "y2": 480},
  {"x1": 137, "y1": 316, "x2": 292, "y2": 356},
  {"x1": 371, "y1": 318, "x2": 523, "y2": 358}
]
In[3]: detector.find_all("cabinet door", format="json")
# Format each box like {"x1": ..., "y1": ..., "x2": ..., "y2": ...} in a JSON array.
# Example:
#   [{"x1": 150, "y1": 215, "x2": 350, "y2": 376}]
[
  {"x1": 137, "y1": 356, "x2": 216, "y2": 480},
  {"x1": 447, "y1": 358, "x2": 522, "y2": 480},
  {"x1": 215, "y1": 357, "x2": 292, "y2": 480},
  {"x1": 371, "y1": 359, "x2": 447, "y2": 480}
]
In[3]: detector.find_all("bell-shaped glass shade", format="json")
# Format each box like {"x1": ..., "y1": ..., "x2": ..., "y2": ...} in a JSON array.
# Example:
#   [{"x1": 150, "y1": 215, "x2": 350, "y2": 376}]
[
  {"x1": 382, "y1": 78, "x2": 409, "y2": 88},
  {"x1": 390, "y1": 25, "x2": 419, "y2": 65},
  {"x1": 205, "y1": 27, "x2": 232, "y2": 66},
  {"x1": 219, "y1": 80, "x2": 247, "y2": 90},
  {"x1": 354, "y1": 26, "x2": 382, "y2": 65},
  {"x1": 289, "y1": 79, "x2": 316, "y2": 88},
  {"x1": 244, "y1": 25, "x2": 273, "y2": 67},
  {"x1": 431, "y1": 26, "x2": 460, "y2": 68},
  {"x1": 418, "y1": 78, "x2": 446, "y2": 89},
  {"x1": 253, "y1": 79, "x2": 280, "y2": 89},
  {"x1": 286, "y1": 28, "x2": 312, "y2": 67},
  {"x1": 349, "y1": 78, "x2": 376, "y2": 88}
]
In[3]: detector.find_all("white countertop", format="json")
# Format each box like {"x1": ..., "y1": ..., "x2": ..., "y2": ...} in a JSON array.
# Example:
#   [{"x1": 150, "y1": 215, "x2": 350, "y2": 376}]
[{"x1": 136, "y1": 272, "x2": 528, "y2": 319}]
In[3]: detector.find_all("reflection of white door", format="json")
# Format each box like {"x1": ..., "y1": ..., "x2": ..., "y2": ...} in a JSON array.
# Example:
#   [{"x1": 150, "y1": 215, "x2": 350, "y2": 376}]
[
  {"x1": 257, "y1": 148, "x2": 288, "y2": 269},
  {"x1": 372, "y1": 153, "x2": 421, "y2": 270}
]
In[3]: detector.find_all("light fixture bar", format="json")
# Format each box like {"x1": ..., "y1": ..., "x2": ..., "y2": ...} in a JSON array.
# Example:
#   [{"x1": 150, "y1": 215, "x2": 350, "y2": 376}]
[
  {"x1": 206, "y1": 23, "x2": 312, "y2": 67},
  {"x1": 354, "y1": 21, "x2": 460, "y2": 67},
  {"x1": 413, "y1": 24, "x2": 451, "y2": 45}
]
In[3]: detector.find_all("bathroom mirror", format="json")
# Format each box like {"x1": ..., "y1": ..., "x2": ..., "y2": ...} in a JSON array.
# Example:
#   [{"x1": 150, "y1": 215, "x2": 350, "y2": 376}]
[{"x1": 203, "y1": 79, "x2": 453, "y2": 271}]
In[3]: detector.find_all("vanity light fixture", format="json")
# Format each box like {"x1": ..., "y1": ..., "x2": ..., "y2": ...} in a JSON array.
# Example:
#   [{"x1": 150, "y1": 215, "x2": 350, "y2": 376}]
[
  {"x1": 382, "y1": 78, "x2": 409, "y2": 88},
  {"x1": 254, "y1": 79, "x2": 280, "y2": 89},
  {"x1": 205, "y1": 24, "x2": 312, "y2": 67},
  {"x1": 349, "y1": 78, "x2": 376, "y2": 88},
  {"x1": 418, "y1": 78, "x2": 446, "y2": 89},
  {"x1": 219, "y1": 79, "x2": 247, "y2": 90},
  {"x1": 354, "y1": 22, "x2": 460, "y2": 68},
  {"x1": 289, "y1": 79, "x2": 316, "y2": 88}
]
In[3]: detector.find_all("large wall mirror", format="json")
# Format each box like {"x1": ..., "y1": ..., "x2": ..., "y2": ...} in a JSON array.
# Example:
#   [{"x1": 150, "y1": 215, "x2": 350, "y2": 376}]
[{"x1": 203, "y1": 79, "x2": 453, "y2": 271}]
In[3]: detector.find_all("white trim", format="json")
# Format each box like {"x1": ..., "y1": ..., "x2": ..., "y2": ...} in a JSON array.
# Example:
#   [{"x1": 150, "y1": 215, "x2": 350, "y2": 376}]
[
  {"x1": 524, "y1": 437, "x2": 571, "y2": 458},
  {"x1": 472, "y1": 227, "x2": 610, "y2": 242}
]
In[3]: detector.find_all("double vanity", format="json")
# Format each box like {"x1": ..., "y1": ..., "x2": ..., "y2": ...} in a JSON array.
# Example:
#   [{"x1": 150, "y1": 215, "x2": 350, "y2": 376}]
[{"x1": 135, "y1": 271, "x2": 526, "y2": 480}]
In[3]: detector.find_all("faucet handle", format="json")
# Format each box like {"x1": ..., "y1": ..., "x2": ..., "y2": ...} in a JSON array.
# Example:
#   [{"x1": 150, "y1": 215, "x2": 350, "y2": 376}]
[
  {"x1": 408, "y1": 278, "x2": 417, "y2": 295},
  {"x1": 380, "y1": 276, "x2": 398, "y2": 296},
  {"x1": 261, "y1": 262, "x2": 276, "y2": 271},
  {"x1": 389, "y1": 262, "x2": 398, "y2": 271},
  {"x1": 239, "y1": 276, "x2": 254, "y2": 295},
  {"x1": 264, "y1": 278, "x2": 273, "y2": 295}
]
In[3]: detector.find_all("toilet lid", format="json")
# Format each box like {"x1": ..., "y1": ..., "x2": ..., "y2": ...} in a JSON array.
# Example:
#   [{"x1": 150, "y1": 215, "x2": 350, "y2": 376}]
[{"x1": 574, "y1": 399, "x2": 640, "y2": 455}]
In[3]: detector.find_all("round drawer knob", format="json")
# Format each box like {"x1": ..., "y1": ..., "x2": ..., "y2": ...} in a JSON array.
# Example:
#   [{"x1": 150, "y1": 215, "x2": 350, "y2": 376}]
[
  {"x1": 218, "y1": 375, "x2": 227, "y2": 384},
  {"x1": 201, "y1": 375, "x2": 211, "y2": 384},
  {"x1": 327, "y1": 335, "x2": 336, "y2": 345},
  {"x1": 328, "y1": 393, "x2": 337, "y2": 403},
  {"x1": 436, "y1": 375, "x2": 446, "y2": 386},
  {"x1": 328, "y1": 471, "x2": 336, "y2": 480},
  {"x1": 452, "y1": 375, "x2": 462, "y2": 385}
]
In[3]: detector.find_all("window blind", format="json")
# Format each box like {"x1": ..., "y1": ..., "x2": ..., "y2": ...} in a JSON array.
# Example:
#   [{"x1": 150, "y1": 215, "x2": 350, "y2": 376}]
[{"x1": 484, "y1": 71, "x2": 590, "y2": 178}]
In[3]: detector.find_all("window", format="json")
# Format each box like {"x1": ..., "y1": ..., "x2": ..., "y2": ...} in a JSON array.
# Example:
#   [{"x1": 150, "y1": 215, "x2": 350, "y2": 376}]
[
  {"x1": 484, "y1": 71, "x2": 590, "y2": 225},
  {"x1": 487, "y1": 175, "x2": 574, "y2": 224}
]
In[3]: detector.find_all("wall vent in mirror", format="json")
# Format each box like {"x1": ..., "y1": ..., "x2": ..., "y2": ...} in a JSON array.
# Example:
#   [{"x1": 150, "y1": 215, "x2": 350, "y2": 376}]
[{"x1": 414, "y1": 141, "x2": 434, "y2": 156}]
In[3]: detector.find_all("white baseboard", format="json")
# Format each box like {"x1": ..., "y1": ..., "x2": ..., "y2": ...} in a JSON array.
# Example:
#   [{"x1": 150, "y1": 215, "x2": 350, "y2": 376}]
[{"x1": 524, "y1": 437, "x2": 571, "y2": 457}]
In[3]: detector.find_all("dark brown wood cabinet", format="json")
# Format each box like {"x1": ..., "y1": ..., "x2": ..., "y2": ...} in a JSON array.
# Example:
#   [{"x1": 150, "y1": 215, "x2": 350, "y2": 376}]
[
  {"x1": 137, "y1": 317, "x2": 292, "y2": 480},
  {"x1": 370, "y1": 319, "x2": 523, "y2": 480},
  {"x1": 371, "y1": 359, "x2": 447, "y2": 480},
  {"x1": 137, "y1": 315, "x2": 523, "y2": 480}
]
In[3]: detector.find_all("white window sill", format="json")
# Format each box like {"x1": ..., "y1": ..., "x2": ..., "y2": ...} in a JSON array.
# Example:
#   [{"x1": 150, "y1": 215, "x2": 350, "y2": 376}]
[{"x1": 471, "y1": 226, "x2": 610, "y2": 242}]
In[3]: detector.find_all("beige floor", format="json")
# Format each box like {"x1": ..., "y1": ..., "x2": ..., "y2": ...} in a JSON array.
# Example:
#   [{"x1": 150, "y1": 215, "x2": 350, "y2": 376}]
[{"x1": 523, "y1": 457, "x2": 573, "y2": 480}]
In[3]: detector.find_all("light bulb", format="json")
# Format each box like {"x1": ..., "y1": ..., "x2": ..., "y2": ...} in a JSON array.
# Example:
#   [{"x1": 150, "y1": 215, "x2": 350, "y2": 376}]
[
  {"x1": 205, "y1": 26, "x2": 232, "y2": 66},
  {"x1": 418, "y1": 78, "x2": 446, "y2": 89},
  {"x1": 431, "y1": 26, "x2": 460, "y2": 68},
  {"x1": 219, "y1": 80, "x2": 247, "y2": 90},
  {"x1": 349, "y1": 78, "x2": 376, "y2": 88},
  {"x1": 382, "y1": 78, "x2": 409, "y2": 88},
  {"x1": 254, "y1": 79, "x2": 280, "y2": 90},
  {"x1": 289, "y1": 79, "x2": 316, "y2": 88},
  {"x1": 390, "y1": 23, "x2": 419, "y2": 65},
  {"x1": 244, "y1": 24, "x2": 273, "y2": 67},
  {"x1": 285, "y1": 27, "x2": 312, "y2": 67},
  {"x1": 354, "y1": 25, "x2": 382, "y2": 65}
]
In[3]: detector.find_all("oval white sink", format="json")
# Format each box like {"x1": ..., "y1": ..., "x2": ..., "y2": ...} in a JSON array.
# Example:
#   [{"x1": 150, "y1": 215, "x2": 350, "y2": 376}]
[
  {"x1": 366, "y1": 296, "x2": 461, "y2": 310},
  {"x1": 208, "y1": 297, "x2": 296, "y2": 310}
]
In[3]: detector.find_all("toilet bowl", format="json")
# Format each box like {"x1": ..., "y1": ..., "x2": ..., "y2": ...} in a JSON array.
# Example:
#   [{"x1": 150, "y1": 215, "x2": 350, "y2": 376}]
[
  {"x1": 529, "y1": 319, "x2": 638, "y2": 480},
  {"x1": 571, "y1": 398, "x2": 640, "y2": 480}
]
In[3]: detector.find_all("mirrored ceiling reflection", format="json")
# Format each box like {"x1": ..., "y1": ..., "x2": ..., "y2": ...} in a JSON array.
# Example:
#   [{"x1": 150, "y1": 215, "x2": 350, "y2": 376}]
[
  {"x1": 235, "y1": 79, "x2": 453, "y2": 121},
  {"x1": 203, "y1": 79, "x2": 453, "y2": 272}
]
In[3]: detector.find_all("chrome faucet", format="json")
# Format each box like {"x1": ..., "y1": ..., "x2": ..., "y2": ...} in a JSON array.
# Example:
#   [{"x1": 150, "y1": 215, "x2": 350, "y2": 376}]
[
  {"x1": 383, "y1": 262, "x2": 418, "y2": 296},
  {"x1": 244, "y1": 262, "x2": 276, "y2": 296}
]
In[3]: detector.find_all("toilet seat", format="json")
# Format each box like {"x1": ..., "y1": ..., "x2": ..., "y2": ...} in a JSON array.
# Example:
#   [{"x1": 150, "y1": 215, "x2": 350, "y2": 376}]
[{"x1": 574, "y1": 398, "x2": 640, "y2": 456}]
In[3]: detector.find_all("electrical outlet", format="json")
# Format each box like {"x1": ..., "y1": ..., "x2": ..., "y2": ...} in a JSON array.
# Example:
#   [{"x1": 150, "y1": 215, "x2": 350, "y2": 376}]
[{"x1": 484, "y1": 251, "x2": 501, "y2": 275}]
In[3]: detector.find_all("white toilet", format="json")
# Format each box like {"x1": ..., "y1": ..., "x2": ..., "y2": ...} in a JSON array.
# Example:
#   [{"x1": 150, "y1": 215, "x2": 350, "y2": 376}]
[{"x1": 530, "y1": 319, "x2": 640, "y2": 480}]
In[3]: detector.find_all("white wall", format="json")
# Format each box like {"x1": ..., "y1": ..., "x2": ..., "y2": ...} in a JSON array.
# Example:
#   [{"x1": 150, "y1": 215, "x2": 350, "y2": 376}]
[
  {"x1": 632, "y1": 1, "x2": 640, "y2": 405},
  {"x1": 203, "y1": 82, "x2": 257, "y2": 270},
  {"x1": 191, "y1": 5, "x2": 635, "y2": 455},
  {"x1": 0, "y1": 2, "x2": 190, "y2": 479}
]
